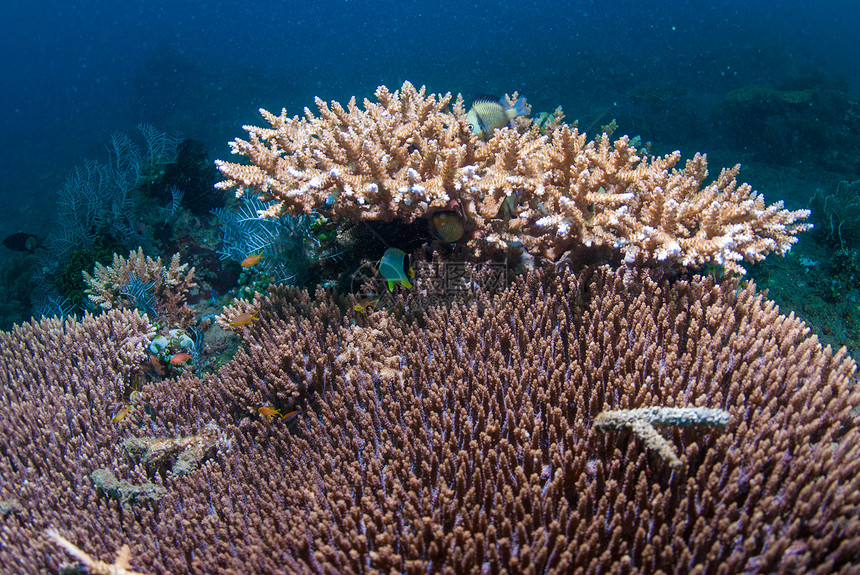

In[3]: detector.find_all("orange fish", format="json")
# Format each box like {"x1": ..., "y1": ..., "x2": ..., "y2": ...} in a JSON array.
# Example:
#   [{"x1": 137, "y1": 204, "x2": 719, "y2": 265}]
[
  {"x1": 241, "y1": 250, "x2": 265, "y2": 268},
  {"x1": 280, "y1": 410, "x2": 299, "y2": 422},
  {"x1": 259, "y1": 406, "x2": 282, "y2": 420},
  {"x1": 170, "y1": 352, "x2": 193, "y2": 366},
  {"x1": 112, "y1": 405, "x2": 134, "y2": 423},
  {"x1": 229, "y1": 311, "x2": 260, "y2": 327}
]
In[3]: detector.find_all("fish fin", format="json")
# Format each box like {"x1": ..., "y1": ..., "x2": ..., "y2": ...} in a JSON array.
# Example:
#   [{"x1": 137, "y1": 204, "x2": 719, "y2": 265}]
[
  {"x1": 507, "y1": 97, "x2": 530, "y2": 120},
  {"x1": 470, "y1": 94, "x2": 502, "y2": 107},
  {"x1": 387, "y1": 280, "x2": 395, "y2": 291}
]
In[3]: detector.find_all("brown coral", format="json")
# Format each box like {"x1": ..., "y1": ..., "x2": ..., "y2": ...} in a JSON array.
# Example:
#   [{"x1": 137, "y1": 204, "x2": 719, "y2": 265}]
[
  {"x1": 216, "y1": 81, "x2": 811, "y2": 273},
  {"x1": 1, "y1": 267, "x2": 858, "y2": 573},
  {"x1": 83, "y1": 247, "x2": 197, "y2": 327}
]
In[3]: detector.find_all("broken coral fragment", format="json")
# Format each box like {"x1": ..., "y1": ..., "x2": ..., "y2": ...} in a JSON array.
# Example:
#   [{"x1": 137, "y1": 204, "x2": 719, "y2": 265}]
[
  {"x1": 122, "y1": 424, "x2": 224, "y2": 476},
  {"x1": 594, "y1": 406, "x2": 730, "y2": 468},
  {"x1": 90, "y1": 469, "x2": 166, "y2": 505},
  {"x1": 47, "y1": 528, "x2": 150, "y2": 575}
]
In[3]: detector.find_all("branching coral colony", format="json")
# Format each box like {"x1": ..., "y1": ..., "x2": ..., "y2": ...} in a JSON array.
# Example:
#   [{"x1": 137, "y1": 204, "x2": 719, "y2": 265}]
[{"x1": 216, "y1": 81, "x2": 811, "y2": 274}]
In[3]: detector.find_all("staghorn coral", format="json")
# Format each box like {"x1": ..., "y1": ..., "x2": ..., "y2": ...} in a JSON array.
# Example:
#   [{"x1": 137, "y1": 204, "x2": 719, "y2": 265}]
[
  {"x1": 83, "y1": 247, "x2": 197, "y2": 327},
  {"x1": 2, "y1": 267, "x2": 859, "y2": 573},
  {"x1": 216, "y1": 81, "x2": 811, "y2": 273},
  {"x1": 214, "y1": 285, "x2": 349, "y2": 411}
]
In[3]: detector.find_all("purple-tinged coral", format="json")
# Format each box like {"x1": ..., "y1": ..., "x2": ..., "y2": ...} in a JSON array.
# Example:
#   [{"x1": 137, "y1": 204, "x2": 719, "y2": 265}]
[{"x1": 1, "y1": 268, "x2": 859, "y2": 573}]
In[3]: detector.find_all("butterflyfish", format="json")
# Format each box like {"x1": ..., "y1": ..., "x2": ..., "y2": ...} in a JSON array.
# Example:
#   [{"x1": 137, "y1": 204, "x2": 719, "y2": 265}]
[
  {"x1": 378, "y1": 248, "x2": 414, "y2": 291},
  {"x1": 428, "y1": 210, "x2": 466, "y2": 243},
  {"x1": 466, "y1": 95, "x2": 530, "y2": 139}
]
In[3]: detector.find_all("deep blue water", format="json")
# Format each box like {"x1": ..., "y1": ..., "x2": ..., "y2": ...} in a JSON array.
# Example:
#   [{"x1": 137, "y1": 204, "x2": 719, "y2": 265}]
[{"x1": 1, "y1": 0, "x2": 858, "y2": 259}]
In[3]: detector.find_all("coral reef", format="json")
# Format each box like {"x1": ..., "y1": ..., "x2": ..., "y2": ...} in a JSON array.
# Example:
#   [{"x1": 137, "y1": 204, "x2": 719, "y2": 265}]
[
  {"x1": 82, "y1": 247, "x2": 197, "y2": 327},
  {"x1": 216, "y1": 81, "x2": 810, "y2": 274},
  {"x1": 28, "y1": 124, "x2": 186, "y2": 321},
  {"x1": 2, "y1": 267, "x2": 858, "y2": 573},
  {"x1": 47, "y1": 529, "x2": 150, "y2": 575}
]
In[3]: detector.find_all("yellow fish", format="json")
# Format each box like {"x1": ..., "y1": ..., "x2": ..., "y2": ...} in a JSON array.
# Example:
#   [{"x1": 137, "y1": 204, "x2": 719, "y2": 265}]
[
  {"x1": 466, "y1": 95, "x2": 529, "y2": 139},
  {"x1": 112, "y1": 405, "x2": 134, "y2": 423},
  {"x1": 428, "y1": 210, "x2": 466, "y2": 243},
  {"x1": 354, "y1": 297, "x2": 380, "y2": 313}
]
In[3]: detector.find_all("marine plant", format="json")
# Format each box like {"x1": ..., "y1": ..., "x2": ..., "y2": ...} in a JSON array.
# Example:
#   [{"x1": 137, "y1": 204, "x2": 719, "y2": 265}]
[
  {"x1": 213, "y1": 196, "x2": 319, "y2": 288},
  {"x1": 33, "y1": 124, "x2": 183, "y2": 319},
  {"x1": 35, "y1": 235, "x2": 126, "y2": 316},
  {"x1": 809, "y1": 179, "x2": 860, "y2": 250},
  {"x1": 48, "y1": 124, "x2": 181, "y2": 261}
]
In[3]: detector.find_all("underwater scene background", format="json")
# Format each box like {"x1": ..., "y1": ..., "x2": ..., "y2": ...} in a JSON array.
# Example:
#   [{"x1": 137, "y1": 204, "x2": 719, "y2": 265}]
[{"x1": 1, "y1": 0, "x2": 860, "y2": 573}]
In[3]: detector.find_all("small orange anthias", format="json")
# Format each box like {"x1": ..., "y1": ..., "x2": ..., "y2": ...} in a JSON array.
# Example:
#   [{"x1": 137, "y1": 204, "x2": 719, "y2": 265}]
[
  {"x1": 170, "y1": 352, "x2": 193, "y2": 366},
  {"x1": 241, "y1": 250, "x2": 265, "y2": 268},
  {"x1": 229, "y1": 311, "x2": 260, "y2": 327},
  {"x1": 258, "y1": 406, "x2": 300, "y2": 422}
]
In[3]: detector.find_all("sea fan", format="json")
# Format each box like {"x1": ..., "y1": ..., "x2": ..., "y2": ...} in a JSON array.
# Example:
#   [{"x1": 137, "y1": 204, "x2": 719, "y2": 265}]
[
  {"x1": 213, "y1": 197, "x2": 316, "y2": 285},
  {"x1": 117, "y1": 274, "x2": 158, "y2": 317}
]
